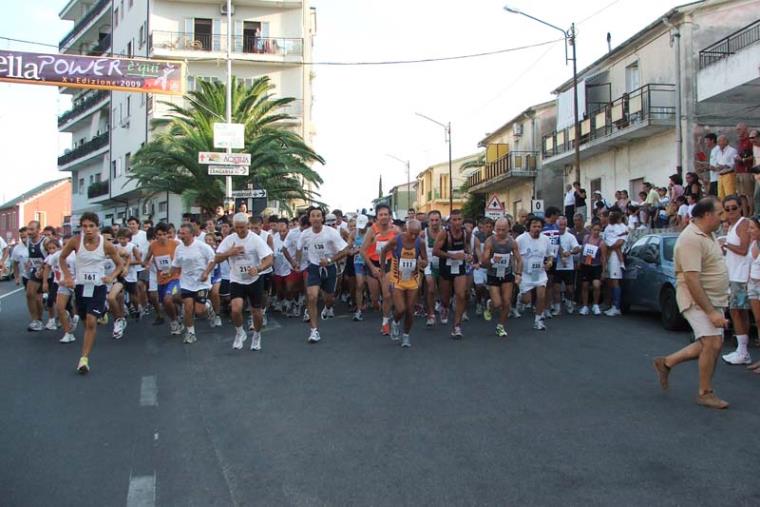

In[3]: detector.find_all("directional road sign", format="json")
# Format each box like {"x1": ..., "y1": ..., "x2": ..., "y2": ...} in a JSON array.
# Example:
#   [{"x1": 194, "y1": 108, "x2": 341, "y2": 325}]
[
  {"x1": 208, "y1": 165, "x2": 249, "y2": 176},
  {"x1": 231, "y1": 189, "x2": 267, "y2": 199},
  {"x1": 198, "y1": 152, "x2": 251, "y2": 166},
  {"x1": 213, "y1": 123, "x2": 245, "y2": 149}
]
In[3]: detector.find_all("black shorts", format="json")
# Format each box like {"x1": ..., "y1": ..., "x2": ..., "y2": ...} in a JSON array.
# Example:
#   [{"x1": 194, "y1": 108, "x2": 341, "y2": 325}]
[
  {"x1": 439, "y1": 266, "x2": 467, "y2": 281},
  {"x1": 370, "y1": 259, "x2": 391, "y2": 274},
  {"x1": 47, "y1": 280, "x2": 58, "y2": 308},
  {"x1": 24, "y1": 277, "x2": 44, "y2": 293},
  {"x1": 137, "y1": 269, "x2": 149, "y2": 283},
  {"x1": 74, "y1": 284, "x2": 108, "y2": 320},
  {"x1": 306, "y1": 264, "x2": 338, "y2": 294},
  {"x1": 344, "y1": 255, "x2": 356, "y2": 277},
  {"x1": 124, "y1": 281, "x2": 138, "y2": 295},
  {"x1": 260, "y1": 272, "x2": 272, "y2": 292},
  {"x1": 181, "y1": 288, "x2": 209, "y2": 304},
  {"x1": 230, "y1": 280, "x2": 264, "y2": 309},
  {"x1": 220, "y1": 279, "x2": 231, "y2": 297},
  {"x1": 487, "y1": 273, "x2": 515, "y2": 286},
  {"x1": 554, "y1": 269, "x2": 575, "y2": 286},
  {"x1": 580, "y1": 265, "x2": 603, "y2": 283}
]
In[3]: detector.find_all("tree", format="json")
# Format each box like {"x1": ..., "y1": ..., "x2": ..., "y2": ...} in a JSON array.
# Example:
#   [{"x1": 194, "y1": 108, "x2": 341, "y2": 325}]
[
  {"x1": 460, "y1": 151, "x2": 486, "y2": 220},
  {"x1": 128, "y1": 76, "x2": 324, "y2": 215}
]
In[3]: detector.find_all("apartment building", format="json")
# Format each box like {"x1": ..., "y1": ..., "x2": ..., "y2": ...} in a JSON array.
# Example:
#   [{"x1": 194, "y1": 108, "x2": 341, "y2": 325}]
[
  {"x1": 57, "y1": 0, "x2": 316, "y2": 226},
  {"x1": 372, "y1": 182, "x2": 417, "y2": 220},
  {"x1": 466, "y1": 100, "x2": 561, "y2": 218},
  {"x1": 540, "y1": 0, "x2": 760, "y2": 201},
  {"x1": 415, "y1": 154, "x2": 478, "y2": 216}
]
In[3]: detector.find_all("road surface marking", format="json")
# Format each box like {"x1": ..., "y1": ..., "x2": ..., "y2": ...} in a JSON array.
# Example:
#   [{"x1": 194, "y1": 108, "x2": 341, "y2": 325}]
[
  {"x1": 261, "y1": 318, "x2": 282, "y2": 333},
  {"x1": 126, "y1": 474, "x2": 156, "y2": 507},
  {"x1": 0, "y1": 287, "x2": 24, "y2": 300},
  {"x1": 140, "y1": 376, "x2": 158, "y2": 407}
]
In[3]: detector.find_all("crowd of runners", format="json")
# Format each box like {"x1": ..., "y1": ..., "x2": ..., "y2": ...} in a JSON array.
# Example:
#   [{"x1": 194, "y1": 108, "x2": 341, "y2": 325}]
[{"x1": 1, "y1": 203, "x2": 683, "y2": 375}]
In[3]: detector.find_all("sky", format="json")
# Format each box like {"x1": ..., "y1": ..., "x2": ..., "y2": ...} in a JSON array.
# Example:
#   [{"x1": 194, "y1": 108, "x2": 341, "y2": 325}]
[{"x1": 0, "y1": 0, "x2": 685, "y2": 209}]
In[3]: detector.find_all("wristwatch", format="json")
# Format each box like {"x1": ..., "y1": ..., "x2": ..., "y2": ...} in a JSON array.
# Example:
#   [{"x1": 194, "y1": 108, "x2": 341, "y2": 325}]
[{"x1": 326, "y1": 257, "x2": 332, "y2": 264}]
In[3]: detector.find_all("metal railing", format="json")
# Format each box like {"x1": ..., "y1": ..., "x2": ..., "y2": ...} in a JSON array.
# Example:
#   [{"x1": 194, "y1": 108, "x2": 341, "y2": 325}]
[
  {"x1": 59, "y1": 0, "x2": 111, "y2": 49},
  {"x1": 467, "y1": 151, "x2": 539, "y2": 188},
  {"x1": 87, "y1": 34, "x2": 112, "y2": 56},
  {"x1": 58, "y1": 90, "x2": 110, "y2": 126},
  {"x1": 87, "y1": 180, "x2": 109, "y2": 199},
  {"x1": 151, "y1": 31, "x2": 303, "y2": 57},
  {"x1": 542, "y1": 83, "x2": 675, "y2": 159},
  {"x1": 58, "y1": 132, "x2": 109, "y2": 166},
  {"x1": 699, "y1": 19, "x2": 760, "y2": 69}
]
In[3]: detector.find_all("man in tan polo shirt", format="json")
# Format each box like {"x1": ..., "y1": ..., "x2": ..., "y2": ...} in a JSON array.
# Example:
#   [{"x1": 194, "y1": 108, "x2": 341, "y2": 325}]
[{"x1": 653, "y1": 197, "x2": 730, "y2": 409}]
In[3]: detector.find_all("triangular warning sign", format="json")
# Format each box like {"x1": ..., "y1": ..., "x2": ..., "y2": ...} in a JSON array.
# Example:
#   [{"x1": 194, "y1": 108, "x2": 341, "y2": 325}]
[{"x1": 486, "y1": 194, "x2": 504, "y2": 211}]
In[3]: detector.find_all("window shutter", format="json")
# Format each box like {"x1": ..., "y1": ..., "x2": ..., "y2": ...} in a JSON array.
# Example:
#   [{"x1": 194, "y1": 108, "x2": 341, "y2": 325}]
[
  {"x1": 184, "y1": 18, "x2": 193, "y2": 50},
  {"x1": 213, "y1": 19, "x2": 222, "y2": 51},
  {"x1": 235, "y1": 20, "x2": 243, "y2": 53}
]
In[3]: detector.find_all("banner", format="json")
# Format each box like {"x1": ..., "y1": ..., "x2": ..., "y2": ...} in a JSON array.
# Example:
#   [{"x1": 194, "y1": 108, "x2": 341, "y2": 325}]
[{"x1": 0, "y1": 49, "x2": 185, "y2": 95}]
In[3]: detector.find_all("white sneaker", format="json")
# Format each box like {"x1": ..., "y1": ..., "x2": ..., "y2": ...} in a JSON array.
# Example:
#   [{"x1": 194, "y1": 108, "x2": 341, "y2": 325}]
[
  {"x1": 722, "y1": 350, "x2": 751, "y2": 365},
  {"x1": 353, "y1": 311, "x2": 363, "y2": 322},
  {"x1": 475, "y1": 304, "x2": 483, "y2": 316},
  {"x1": 59, "y1": 332, "x2": 75, "y2": 343},
  {"x1": 565, "y1": 300, "x2": 575, "y2": 314},
  {"x1": 578, "y1": 306, "x2": 590, "y2": 316},
  {"x1": 28, "y1": 320, "x2": 44, "y2": 332},
  {"x1": 321, "y1": 306, "x2": 335, "y2": 319},
  {"x1": 113, "y1": 318, "x2": 126, "y2": 339},
  {"x1": 232, "y1": 329, "x2": 247, "y2": 350},
  {"x1": 250, "y1": 331, "x2": 262, "y2": 351},
  {"x1": 308, "y1": 328, "x2": 321, "y2": 343},
  {"x1": 45, "y1": 318, "x2": 57, "y2": 330},
  {"x1": 510, "y1": 307, "x2": 522, "y2": 318},
  {"x1": 71, "y1": 314, "x2": 80, "y2": 332},
  {"x1": 592, "y1": 305, "x2": 602, "y2": 316},
  {"x1": 426, "y1": 315, "x2": 435, "y2": 327},
  {"x1": 462, "y1": 312, "x2": 469, "y2": 322},
  {"x1": 169, "y1": 320, "x2": 183, "y2": 335},
  {"x1": 533, "y1": 318, "x2": 546, "y2": 331},
  {"x1": 543, "y1": 309, "x2": 553, "y2": 320},
  {"x1": 604, "y1": 307, "x2": 621, "y2": 317},
  {"x1": 213, "y1": 315, "x2": 222, "y2": 327},
  {"x1": 391, "y1": 320, "x2": 400, "y2": 341},
  {"x1": 183, "y1": 331, "x2": 197, "y2": 344},
  {"x1": 550, "y1": 304, "x2": 561, "y2": 317},
  {"x1": 302, "y1": 308, "x2": 310, "y2": 322},
  {"x1": 401, "y1": 334, "x2": 411, "y2": 348}
]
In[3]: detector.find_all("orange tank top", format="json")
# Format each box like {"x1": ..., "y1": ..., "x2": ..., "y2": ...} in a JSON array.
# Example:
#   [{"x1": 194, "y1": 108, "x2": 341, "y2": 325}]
[
  {"x1": 152, "y1": 240, "x2": 179, "y2": 285},
  {"x1": 367, "y1": 223, "x2": 397, "y2": 262}
]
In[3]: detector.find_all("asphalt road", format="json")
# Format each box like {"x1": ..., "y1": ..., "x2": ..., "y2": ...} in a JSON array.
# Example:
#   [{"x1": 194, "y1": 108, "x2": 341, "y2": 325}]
[{"x1": 1, "y1": 283, "x2": 759, "y2": 506}]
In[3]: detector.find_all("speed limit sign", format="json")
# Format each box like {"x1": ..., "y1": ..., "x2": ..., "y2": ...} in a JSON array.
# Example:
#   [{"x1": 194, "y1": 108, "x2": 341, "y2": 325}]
[{"x1": 531, "y1": 199, "x2": 544, "y2": 214}]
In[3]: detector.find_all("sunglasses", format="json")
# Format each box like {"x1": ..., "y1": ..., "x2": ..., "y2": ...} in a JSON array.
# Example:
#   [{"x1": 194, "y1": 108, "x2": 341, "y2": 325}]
[{"x1": 724, "y1": 206, "x2": 739, "y2": 211}]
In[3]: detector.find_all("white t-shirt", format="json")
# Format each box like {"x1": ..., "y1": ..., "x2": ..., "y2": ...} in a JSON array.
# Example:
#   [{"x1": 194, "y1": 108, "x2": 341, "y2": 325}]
[
  {"x1": 121, "y1": 242, "x2": 140, "y2": 282},
  {"x1": 255, "y1": 229, "x2": 273, "y2": 275},
  {"x1": 272, "y1": 232, "x2": 291, "y2": 277},
  {"x1": 171, "y1": 239, "x2": 216, "y2": 292},
  {"x1": 297, "y1": 226, "x2": 348, "y2": 266},
  {"x1": 11, "y1": 243, "x2": 29, "y2": 278},
  {"x1": 217, "y1": 232, "x2": 273, "y2": 285},
  {"x1": 0, "y1": 236, "x2": 7, "y2": 252},
  {"x1": 603, "y1": 223, "x2": 629, "y2": 248},
  {"x1": 516, "y1": 233, "x2": 551, "y2": 282},
  {"x1": 130, "y1": 230, "x2": 149, "y2": 272},
  {"x1": 564, "y1": 189, "x2": 576, "y2": 207},
  {"x1": 677, "y1": 204, "x2": 690, "y2": 218},
  {"x1": 556, "y1": 232, "x2": 580, "y2": 271}
]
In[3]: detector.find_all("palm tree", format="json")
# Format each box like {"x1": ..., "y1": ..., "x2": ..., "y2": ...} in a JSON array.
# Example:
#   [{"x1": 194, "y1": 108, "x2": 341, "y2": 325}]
[{"x1": 128, "y1": 76, "x2": 324, "y2": 215}]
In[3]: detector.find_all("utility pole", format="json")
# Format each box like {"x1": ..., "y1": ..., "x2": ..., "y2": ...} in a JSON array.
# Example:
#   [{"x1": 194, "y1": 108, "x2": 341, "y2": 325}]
[
  {"x1": 225, "y1": 0, "x2": 233, "y2": 213},
  {"x1": 415, "y1": 113, "x2": 453, "y2": 213}
]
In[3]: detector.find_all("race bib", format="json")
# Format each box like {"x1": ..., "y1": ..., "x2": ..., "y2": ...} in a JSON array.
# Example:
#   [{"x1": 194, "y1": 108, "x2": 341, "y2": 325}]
[
  {"x1": 237, "y1": 264, "x2": 254, "y2": 279},
  {"x1": 492, "y1": 253, "x2": 511, "y2": 278},
  {"x1": 526, "y1": 259, "x2": 543, "y2": 281},
  {"x1": 156, "y1": 255, "x2": 171, "y2": 272},
  {"x1": 583, "y1": 244, "x2": 599, "y2": 265},
  {"x1": 446, "y1": 250, "x2": 463, "y2": 272},
  {"x1": 375, "y1": 241, "x2": 388, "y2": 255},
  {"x1": 399, "y1": 258, "x2": 417, "y2": 280},
  {"x1": 77, "y1": 271, "x2": 99, "y2": 284}
]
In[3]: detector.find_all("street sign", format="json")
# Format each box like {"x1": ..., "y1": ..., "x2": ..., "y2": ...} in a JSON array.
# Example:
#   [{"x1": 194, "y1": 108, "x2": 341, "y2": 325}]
[
  {"x1": 485, "y1": 194, "x2": 505, "y2": 220},
  {"x1": 198, "y1": 152, "x2": 251, "y2": 165},
  {"x1": 231, "y1": 189, "x2": 267, "y2": 199},
  {"x1": 213, "y1": 123, "x2": 245, "y2": 149},
  {"x1": 208, "y1": 165, "x2": 249, "y2": 176},
  {"x1": 531, "y1": 199, "x2": 544, "y2": 215}
]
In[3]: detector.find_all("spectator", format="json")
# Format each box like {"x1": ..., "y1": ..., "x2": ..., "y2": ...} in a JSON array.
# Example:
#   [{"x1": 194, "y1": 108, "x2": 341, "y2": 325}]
[
  {"x1": 516, "y1": 209, "x2": 529, "y2": 227},
  {"x1": 702, "y1": 133, "x2": 719, "y2": 195},
  {"x1": 669, "y1": 174, "x2": 684, "y2": 201},
  {"x1": 683, "y1": 172, "x2": 702, "y2": 201},
  {"x1": 715, "y1": 134, "x2": 739, "y2": 200},
  {"x1": 675, "y1": 195, "x2": 689, "y2": 228},
  {"x1": 563, "y1": 184, "x2": 576, "y2": 222},
  {"x1": 735, "y1": 123, "x2": 755, "y2": 212},
  {"x1": 573, "y1": 182, "x2": 587, "y2": 222},
  {"x1": 751, "y1": 129, "x2": 760, "y2": 214}
]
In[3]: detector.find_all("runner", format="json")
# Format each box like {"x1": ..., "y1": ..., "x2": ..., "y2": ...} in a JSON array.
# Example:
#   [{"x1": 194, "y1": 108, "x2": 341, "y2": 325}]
[
  {"x1": 541, "y1": 207, "x2": 562, "y2": 318},
  {"x1": 555, "y1": 216, "x2": 581, "y2": 315},
  {"x1": 602, "y1": 211, "x2": 628, "y2": 316},
  {"x1": 473, "y1": 217, "x2": 494, "y2": 319},
  {"x1": 577, "y1": 222, "x2": 607, "y2": 316},
  {"x1": 433, "y1": 209, "x2": 473, "y2": 338},
  {"x1": 127, "y1": 217, "x2": 149, "y2": 318},
  {"x1": 41, "y1": 239, "x2": 60, "y2": 331},
  {"x1": 203, "y1": 232, "x2": 224, "y2": 328},
  {"x1": 349, "y1": 214, "x2": 372, "y2": 321},
  {"x1": 250, "y1": 216, "x2": 275, "y2": 327},
  {"x1": 217, "y1": 220, "x2": 232, "y2": 317},
  {"x1": 42, "y1": 238, "x2": 79, "y2": 343},
  {"x1": 23, "y1": 221, "x2": 48, "y2": 331},
  {"x1": 216, "y1": 213, "x2": 273, "y2": 351},
  {"x1": 516, "y1": 217, "x2": 553, "y2": 330},
  {"x1": 481, "y1": 217, "x2": 522, "y2": 337},
  {"x1": 422, "y1": 210, "x2": 443, "y2": 326},
  {"x1": 298, "y1": 207, "x2": 350, "y2": 343},
  {"x1": 282, "y1": 215, "x2": 307, "y2": 318},
  {"x1": 361, "y1": 204, "x2": 398, "y2": 335},
  {"x1": 171, "y1": 223, "x2": 217, "y2": 344},
  {"x1": 100, "y1": 227, "x2": 125, "y2": 332},
  {"x1": 143, "y1": 223, "x2": 183, "y2": 336},
  {"x1": 271, "y1": 218, "x2": 295, "y2": 315},
  {"x1": 145, "y1": 227, "x2": 165, "y2": 326},
  {"x1": 59, "y1": 212, "x2": 124, "y2": 374},
  {"x1": 115, "y1": 229, "x2": 142, "y2": 326},
  {"x1": 380, "y1": 219, "x2": 428, "y2": 347}
]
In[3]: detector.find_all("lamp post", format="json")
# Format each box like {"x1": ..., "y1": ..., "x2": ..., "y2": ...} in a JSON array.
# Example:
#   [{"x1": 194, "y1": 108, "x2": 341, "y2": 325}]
[
  {"x1": 415, "y1": 113, "x2": 453, "y2": 212},
  {"x1": 386, "y1": 154, "x2": 412, "y2": 214},
  {"x1": 224, "y1": 0, "x2": 234, "y2": 212},
  {"x1": 504, "y1": 5, "x2": 581, "y2": 182}
]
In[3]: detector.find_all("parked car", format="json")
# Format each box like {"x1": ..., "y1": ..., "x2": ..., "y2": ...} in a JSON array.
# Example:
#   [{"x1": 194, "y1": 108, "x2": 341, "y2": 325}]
[{"x1": 621, "y1": 232, "x2": 688, "y2": 331}]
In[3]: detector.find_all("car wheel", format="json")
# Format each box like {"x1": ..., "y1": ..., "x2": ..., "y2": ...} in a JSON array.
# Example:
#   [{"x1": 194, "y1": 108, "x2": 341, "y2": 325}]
[{"x1": 660, "y1": 286, "x2": 688, "y2": 331}]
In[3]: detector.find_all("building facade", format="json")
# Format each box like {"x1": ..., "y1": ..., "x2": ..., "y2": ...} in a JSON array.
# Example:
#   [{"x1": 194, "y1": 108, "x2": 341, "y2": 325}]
[
  {"x1": 371, "y1": 182, "x2": 417, "y2": 219},
  {"x1": 0, "y1": 179, "x2": 72, "y2": 244},
  {"x1": 466, "y1": 101, "x2": 561, "y2": 217},
  {"x1": 415, "y1": 154, "x2": 478, "y2": 216},
  {"x1": 57, "y1": 0, "x2": 316, "y2": 226},
  {"x1": 540, "y1": 0, "x2": 760, "y2": 201}
]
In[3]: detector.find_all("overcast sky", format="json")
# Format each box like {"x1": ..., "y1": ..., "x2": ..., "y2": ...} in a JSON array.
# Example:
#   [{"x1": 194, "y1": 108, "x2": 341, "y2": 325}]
[{"x1": 0, "y1": 0, "x2": 685, "y2": 209}]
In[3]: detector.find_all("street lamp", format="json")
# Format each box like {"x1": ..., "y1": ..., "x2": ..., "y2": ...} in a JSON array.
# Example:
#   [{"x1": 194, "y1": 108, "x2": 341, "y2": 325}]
[
  {"x1": 415, "y1": 113, "x2": 453, "y2": 212},
  {"x1": 386, "y1": 154, "x2": 412, "y2": 213},
  {"x1": 503, "y1": 5, "x2": 581, "y2": 182}
]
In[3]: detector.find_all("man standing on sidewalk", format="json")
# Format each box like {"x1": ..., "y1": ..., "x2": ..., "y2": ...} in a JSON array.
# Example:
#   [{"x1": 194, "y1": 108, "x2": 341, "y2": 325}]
[{"x1": 653, "y1": 197, "x2": 730, "y2": 409}]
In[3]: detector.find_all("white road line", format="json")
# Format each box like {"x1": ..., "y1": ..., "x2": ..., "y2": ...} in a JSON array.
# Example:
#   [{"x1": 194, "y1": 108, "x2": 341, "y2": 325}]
[
  {"x1": 126, "y1": 474, "x2": 156, "y2": 507},
  {"x1": 140, "y1": 376, "x2": 158, "y2": 407},
  {"x1": 261, "y1": 318, "x2": 283, "y2": 333},
  {"x1": 0, "y1": 287, "x2": 24, "y2": 300}
]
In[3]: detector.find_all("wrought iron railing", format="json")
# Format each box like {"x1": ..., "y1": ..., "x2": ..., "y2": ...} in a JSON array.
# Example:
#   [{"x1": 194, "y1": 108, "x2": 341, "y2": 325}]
[
  {"x1": 58, "y1": 90, "x2": 110, "y2": 126},
  {"x1": 467, "y1": 151, "x2": 539, "y2": 188},
  {"x1": 542, "y1": 83, "x2": 675, "y2": 159},
  {"x1": 87, "y1": 180, "x2": 109, "y2": 199},
  {"x1": 59, "y1": 0, "x2": 110, "y2": 49},
  {"x1": 151, "y1": 31, "x2": 303, "y2": 57},
  {"x1": 58, "y1": 132, "x2": 109, "y2": 166},
  {"x1": 699, "y1": 19, "x2": 760, "y2": 69},
  {"x1": 86, "y1": 34, "x2": 112, "y2": 56}
]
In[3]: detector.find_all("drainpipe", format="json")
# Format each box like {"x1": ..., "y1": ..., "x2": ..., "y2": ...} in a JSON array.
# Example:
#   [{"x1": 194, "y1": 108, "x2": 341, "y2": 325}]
[{"x1": 663, "y1": 16, "x2": 682, "y2": 175}]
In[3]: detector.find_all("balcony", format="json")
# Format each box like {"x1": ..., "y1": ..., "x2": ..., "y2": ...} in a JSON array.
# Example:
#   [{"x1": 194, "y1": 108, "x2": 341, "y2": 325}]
[
  {"x1": 59, "y1": 0, "x2": 110, "y2": 50},
  {"x1": 86, "y1": 34, "x2": 111, "y2": 56},
  {"x1": 467, "y1": 151, "x2": 538, "y2": 193},
  {"x1": 699, "y1": 19, "x2": 760, "y2": 69},
  {"x1": 87, "y1": 180, "x2": 109, "y2": 199},
  {"x1": 58, "y1": 132, "x2": 109, "y2": 168},
  {"x1": 541, "y1": 84, "x2": 675, "y2": 168},
  {"x1": 151, "y1": 31, "x2": 303, "y2": 60},
  {"x1": 58, "y1": 90, "x2": 110, "y2": 128}
]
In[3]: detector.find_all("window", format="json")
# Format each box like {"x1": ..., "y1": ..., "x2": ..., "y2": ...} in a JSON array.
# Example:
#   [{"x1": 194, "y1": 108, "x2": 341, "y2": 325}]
[
  {"x1": 158, "y1": 201, "x2": 168, "y2": 212},
  {"x1": 89, "y1": 174, "x2": 94, "y2": 185},
  {"x1": 112, "y1": 160, "x2": 118, "y2": 178},
  {"x1": 629, "y1": 178, "x2": 645, "y2": 200},
  {"x1": 627, "y1": 236, "x2": 650, "y2": 258},
  {"x1": 625, "y1": 62, "x2": 640, "y2": 93},
  {"x1": 126, "y1": 96, "x2": 131, "y2": 117},
  {"x1": 139, "y1": 24, "x2": 145, "y2": 48},
  {"x1": 78, "y1": 178, "x2": 85, "y2": 194},
  {"x1": 193, "y1": 18, "x2": 213, "y2": 50},
  {"x1": 663, "y1": 236, "x2": 676, "y2": 262},
  {"x1": 127, "y1": 41, "x2": 132, "y2": 58},
  {"x1": 114, "y1": 8, "x2": 119, "y2": 27},
  {"x1": 95, "y1": 173, "x2": 102, "y2": 183},
  {"x1": 34, "y1": 211, "x2": 47, "y2": 228},
  {"x1": 125, "y1": 152, "x2": 131, "y2": 173},
  {"x1": 590, "y1": 177, "x2": 601, "y2": 196}
]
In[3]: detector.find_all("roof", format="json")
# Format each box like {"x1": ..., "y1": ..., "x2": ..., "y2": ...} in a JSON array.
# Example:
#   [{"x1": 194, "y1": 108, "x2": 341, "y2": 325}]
[
  {"x1": 0, "y1": 178, "x2": 70, "y2": 209},
  {"x1": 479, "y1": 99, "x2": 556, "y2": 146},
  {"x1": 415, "y1": 153, "x2": 481, "y2": 179},
  {"x1": 551, "y1": 0, "x2": 704, "y2": 93}
]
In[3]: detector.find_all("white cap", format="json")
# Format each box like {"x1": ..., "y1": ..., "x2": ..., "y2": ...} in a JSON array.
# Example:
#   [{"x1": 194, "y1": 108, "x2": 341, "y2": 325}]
[
  {"x1": 325, "y1": 213, "x2": 337, "y2": 224},
  {"x1": 356, "y1": 214, "x2": 369, "y2": 229}
]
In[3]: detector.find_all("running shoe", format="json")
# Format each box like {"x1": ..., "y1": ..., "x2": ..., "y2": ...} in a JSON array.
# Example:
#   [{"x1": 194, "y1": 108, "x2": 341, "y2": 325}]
[
  {"x1": 462, "y1": 312, "x2": 470, "y2": 322},
  {"x1": 71, "y1": 314, "x2": 80, "y2": 332},
  {"x1": 381, "y1": 321, "x2": 391, "y2": 336},
  {"x1": 475, "y1": 304, "x2": 483, "y2": 316},
  {"x1": 250, "y1": 331, "x2": 262, "y2": 351},
  {"x1": 721, "y1": 351, "x2": 752, "y2": 365},
  {"x1": 213, "y1": 315, "x2": 222, "y2": 327},
  {"x1": 169, "y1": 320, "x2": 183, "y2": 335},
  {"x1": 592, "y1": 305, "x2": 602, "y2": 316},
  {"x1": 550, "y1": 305, "x2": 561, "y2": 317},
  {"x1": 401, "y1": 334, "x2": 411, "y2": 348},
  {"x1": 564, "y1": 299, "x2": 575, "y2": 315},
  {"x1": 321, "y1": 307, "x2": 335, "y2": 319},
  {"x1": 97, "y1": 314, "x2": 109, "y2": 325},
  {"x1": 510, "y1": 307, "x2": 522, "y2": 318},
  {"x1": 542, "y1": 309, "x2": 553, "y2": 320},
  {"x1": 483, "y1": 300, "x2": 492, "y2": 322},
  {"x1": 426, "y1": 315, "x2": 435, "y2": 327},
  {"x1": 391, "y1": 320, "x2": 400, "y2": 341},
  {"x1": 45, "y1": 318, "x2": 57, "y2": 330},
  {"x1": 352, "y1": 311, "x2": 363, "y2": 322},
  {"x1": 450, "y1": 326, "x2": 463, "y2": 339},
  {"x1": 533, "y1": 318, "x2": 546, "y2": 331},
  {"x1": 440, "y1": 308, "x2": 449, "y2": 325},
  {"x1": 76, "y1": 356, "x2": 89, "y2": 375},
  {"x1": 112, "y1": 318, "x2": 126, "y2": 339},
  {"x1": 308, "y1": 328, "x2": 321, "y2": 343},
  {"x1": 604, "y1": 307, "x2": 621, "y2": 317},
  {"x1": 232, "y1": 329, "x2": 247, "y2": 350},
  {"x1": 496, "y1": 324, "x2": 508, "y2": 337},
  {"x1": 578, "y1": 306, "x2": 590, "y2": 315},
  {"x1": 183, "y1": 331, "x2": 197, "y2": 344},
  {"x1": 27, "y1": 320, "x2": 44, "y2": 332},
  {"x1": 59, "y1": 332, "x2": 75, "y2": 343},
  {"x1": 302, "y1": 308, "x2": 310, "y2": 322}
]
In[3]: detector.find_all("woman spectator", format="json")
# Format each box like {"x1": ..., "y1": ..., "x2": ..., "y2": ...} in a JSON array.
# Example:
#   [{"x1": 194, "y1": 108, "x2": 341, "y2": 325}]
[
  {"x1": 683, "y1": 172, "x2": 702, "y2": 201},
  {"x1": 668, "y1": 174, "x2": 684, "y2": 202},
  {"x1": 615, "y1": 190, "x2": 630, "y2": 214}
]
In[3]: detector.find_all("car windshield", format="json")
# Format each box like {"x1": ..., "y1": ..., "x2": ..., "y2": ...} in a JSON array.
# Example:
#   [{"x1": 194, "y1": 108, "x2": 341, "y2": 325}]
[{"x1": 663, "y1": 237, "x2": 676, "y2": 262}]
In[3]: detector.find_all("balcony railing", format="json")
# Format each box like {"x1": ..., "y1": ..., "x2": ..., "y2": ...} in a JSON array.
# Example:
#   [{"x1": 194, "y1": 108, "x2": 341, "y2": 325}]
[
  {"x1": 699, "y1": 19, "x2": 760, "y2": 69},
  {"x1": 542, "y1": 83, "x2": 675, "y2": 159},
  {"x1": 151, "y1": 31, "x2": 303, "y2": 57},
  {"x1": 466, "y1": 151, "x2": 539, "y2": 189},
  {"x1": 86, "y1": 34, "x2": 112, "y2": 56},
  {"x1": 87, "y1": 180, "x2": 109, "y2": 199},
  {"x1": 59, "y1": 0, "x2": 110, "y2": 50},
  {"x1": 58, "y1": 90, "x2": 110, "y2": 126},
  {"x1": 58, "y1": 132, "x2": 109, "y2": 167}
]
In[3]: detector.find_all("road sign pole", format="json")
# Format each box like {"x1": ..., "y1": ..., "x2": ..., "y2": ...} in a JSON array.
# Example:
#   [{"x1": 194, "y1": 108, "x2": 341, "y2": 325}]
[{"x1": 224, "y1": 0, "x2": 233, "y2": 213}]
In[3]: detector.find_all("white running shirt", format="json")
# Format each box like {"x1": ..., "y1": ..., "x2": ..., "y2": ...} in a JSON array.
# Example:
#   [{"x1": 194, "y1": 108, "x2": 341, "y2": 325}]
[
  {"x1": 217, "y1": 232, "x2": 273, "y2": 285},
  {"x1": 172, "y1": 239, "x2": 215, "y2": 292},
  {"x1": 297, "y1": 226, "x2": 348, "y2": 266}
]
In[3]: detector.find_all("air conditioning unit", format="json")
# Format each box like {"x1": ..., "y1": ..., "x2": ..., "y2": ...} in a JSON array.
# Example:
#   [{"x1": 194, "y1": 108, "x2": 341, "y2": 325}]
[
  {"x1": 512, "y1": 123, "x2": 523, "y2": 137},
  {"x1": 220, "y1": 3, "x2": 235, "y2": 15}
]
